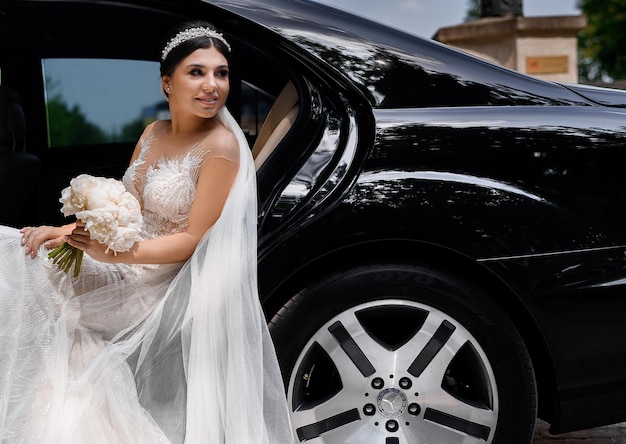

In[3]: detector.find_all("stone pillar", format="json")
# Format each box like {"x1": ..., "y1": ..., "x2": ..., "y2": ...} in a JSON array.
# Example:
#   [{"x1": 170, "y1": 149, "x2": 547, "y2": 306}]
[{"x1": 433, "y1": 15, "x2": 587, "y2": 83}]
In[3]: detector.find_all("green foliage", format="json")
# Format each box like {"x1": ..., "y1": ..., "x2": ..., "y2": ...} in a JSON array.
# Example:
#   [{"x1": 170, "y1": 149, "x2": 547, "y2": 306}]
[
  {"x1": 45, "y1": 86, "x2": 147, "y2": 147},
  {"x1": 578, "y1": 0, "x2": 626, "y2": 81},
  {"x1": 465, "y1": 0, "x2": 482, "y2": 22},
  {"x1": 46, "y1": 94, "x2": 107, "y2": 147},
  {"x1": 117, "y1": 119, "x2": 148, "y2": 143}
]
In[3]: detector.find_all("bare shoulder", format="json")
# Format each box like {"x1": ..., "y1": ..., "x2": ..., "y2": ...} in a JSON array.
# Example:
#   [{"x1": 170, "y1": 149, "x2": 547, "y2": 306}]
[{"x1": 203, "y1": 124, "x2": 240, "y2": 164}]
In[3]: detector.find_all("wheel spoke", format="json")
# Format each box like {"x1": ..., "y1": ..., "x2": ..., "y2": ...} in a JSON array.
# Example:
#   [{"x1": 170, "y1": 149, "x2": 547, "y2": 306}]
[
  {"x1": 405, "y1": 309, "x2": 470, "y2": 378},
  {"x1": 407, "y1": 318, "x2": 456, "y2": 378},
  {"x1": 292, "y1": 406, "x2": 361, "y2": 441},
  {"x1": 313, "y1": 323, "x2": 376, "y2": 384},
  {"x1": 324, "y1": 308, "x2": 394, "y2": 382},
  {"x1": 424, "y1": 407, "x2": 492, "y2": 440},
  {"x1": 418, "y1": 376, "x2": 498, "y2": 441},
  {"x1": 328, "y1": 320, "x2": 376, "y2": 377}
]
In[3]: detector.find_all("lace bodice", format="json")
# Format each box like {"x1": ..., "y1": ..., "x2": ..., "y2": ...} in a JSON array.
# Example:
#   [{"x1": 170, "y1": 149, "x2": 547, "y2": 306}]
[
  {"x1": 122, "y1": 120, "x2": 237, "y2": 240},
  {"x1": 123, "y1": 138, "x2": 202, "y2": 239},
  {"x1": 122, "y1": 121, "x2": 239, "y2": 239}
]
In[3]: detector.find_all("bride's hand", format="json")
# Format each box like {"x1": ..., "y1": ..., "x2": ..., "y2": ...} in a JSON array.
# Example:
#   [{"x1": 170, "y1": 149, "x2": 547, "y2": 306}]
[
  {"x1": 66, "y1": 222, "x2": 115, "y2": 263},
  {"x1": 20, "y1": 225, "x2": 67, "y2": 258}
]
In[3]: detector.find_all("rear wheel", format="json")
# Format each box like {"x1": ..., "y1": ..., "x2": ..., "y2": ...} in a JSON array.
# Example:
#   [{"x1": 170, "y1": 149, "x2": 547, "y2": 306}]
[{"x1": 269, "y1": 263, "x2": 537, "y2": 443}]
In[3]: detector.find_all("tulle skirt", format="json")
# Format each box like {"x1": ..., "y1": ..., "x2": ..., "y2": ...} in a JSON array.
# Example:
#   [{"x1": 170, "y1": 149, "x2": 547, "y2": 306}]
[
  {"x1": 0, "y1": 222, "x2": 294, "y2": 444},
  {"x1": 0, "y1": 225, "x2": 181, "y2": 443}
]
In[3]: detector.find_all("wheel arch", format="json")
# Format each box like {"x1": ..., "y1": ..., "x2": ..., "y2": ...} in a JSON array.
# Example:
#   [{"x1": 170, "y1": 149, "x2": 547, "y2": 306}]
[{"x1": 262, "y1": 237, "x2": 559, "y2": 423}]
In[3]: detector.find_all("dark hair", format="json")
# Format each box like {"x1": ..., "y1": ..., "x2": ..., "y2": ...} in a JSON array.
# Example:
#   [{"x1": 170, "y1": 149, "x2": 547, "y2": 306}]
[{"x1": 160, "y1": 20, "x2": 231, "y2": 95}]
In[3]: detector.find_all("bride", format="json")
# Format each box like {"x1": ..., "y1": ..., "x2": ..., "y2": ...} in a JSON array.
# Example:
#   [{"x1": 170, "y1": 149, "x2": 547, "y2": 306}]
[{"x1": 0, "y1": 20, "x2": 293, "y2": 443}]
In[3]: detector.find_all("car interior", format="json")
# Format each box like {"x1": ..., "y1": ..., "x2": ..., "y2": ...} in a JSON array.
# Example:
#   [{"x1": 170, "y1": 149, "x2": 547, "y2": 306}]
[
  {"x1": 252, "y1": 81, "x2": 299, "y2": 170},
  {"x1": 0, "y1": 85, "x2": 42, "y2": 226}
]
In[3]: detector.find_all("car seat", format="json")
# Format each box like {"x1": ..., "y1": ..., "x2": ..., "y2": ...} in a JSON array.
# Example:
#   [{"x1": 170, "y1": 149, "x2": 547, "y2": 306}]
[
  {"x1": 0, "y1": 86, "x2": 41, "y2": 227},
  {"x1": 251, "y1": 81, "x2": 299, "y2": 170}
]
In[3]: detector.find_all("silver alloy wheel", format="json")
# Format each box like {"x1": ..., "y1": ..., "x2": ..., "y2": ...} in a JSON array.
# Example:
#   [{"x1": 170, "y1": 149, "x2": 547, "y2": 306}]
[{"x1": 288, "y1": 299, "x2": 499, "y2": 443}]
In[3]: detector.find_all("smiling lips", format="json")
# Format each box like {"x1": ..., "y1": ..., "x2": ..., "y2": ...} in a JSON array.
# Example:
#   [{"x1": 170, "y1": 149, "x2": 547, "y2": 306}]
[{"x1": 197, "y1": 95, "x2": 218, "y2": 106}]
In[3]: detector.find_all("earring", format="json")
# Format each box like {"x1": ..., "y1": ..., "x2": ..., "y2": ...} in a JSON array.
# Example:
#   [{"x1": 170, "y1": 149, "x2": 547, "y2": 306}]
[{"x1": 165, "y1": 86, "x2": 171, "y2": 93}]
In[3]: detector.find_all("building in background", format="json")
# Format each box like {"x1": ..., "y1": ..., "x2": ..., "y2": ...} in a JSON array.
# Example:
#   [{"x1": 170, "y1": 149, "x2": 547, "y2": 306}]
[{"x1": 434, "y1": 0, "x2": 586, "y2": 84}]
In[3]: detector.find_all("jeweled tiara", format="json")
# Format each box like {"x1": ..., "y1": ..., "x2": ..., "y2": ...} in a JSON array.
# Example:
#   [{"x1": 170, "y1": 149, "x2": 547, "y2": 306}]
[{"x1": 161, "y1": 27, "x2": 231, "y2": 61}]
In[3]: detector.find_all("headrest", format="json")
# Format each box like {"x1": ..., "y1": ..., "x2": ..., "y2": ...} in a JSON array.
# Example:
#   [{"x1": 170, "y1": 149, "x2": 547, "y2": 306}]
[
  {"x1": 252, "y1": 81, "x2": 298, "y2": 160},
  {"x1": 0, "y1": 86, "x2": 26, "y2": 151}
]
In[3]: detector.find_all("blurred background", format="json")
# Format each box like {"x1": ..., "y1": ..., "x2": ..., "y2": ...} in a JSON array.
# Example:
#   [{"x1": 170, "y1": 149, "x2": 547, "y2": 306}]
[{"x1": 314, "y1": 0, "x2": 625, "y2": 88}]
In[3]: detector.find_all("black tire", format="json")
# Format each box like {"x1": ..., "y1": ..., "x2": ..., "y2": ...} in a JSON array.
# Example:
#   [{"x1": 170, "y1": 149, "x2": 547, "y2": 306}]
[{"x1": 269, "y1": 263, "x2": 537, "y2": 444}]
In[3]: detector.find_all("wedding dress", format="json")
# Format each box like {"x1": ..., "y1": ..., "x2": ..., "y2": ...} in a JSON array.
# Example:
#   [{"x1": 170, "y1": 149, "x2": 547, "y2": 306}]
[{"x1": 0, "y1": 108, "x2": 293, "y2": 443}]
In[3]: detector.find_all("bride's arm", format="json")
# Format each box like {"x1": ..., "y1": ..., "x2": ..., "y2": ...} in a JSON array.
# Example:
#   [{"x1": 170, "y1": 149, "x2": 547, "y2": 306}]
[{"x1": 67, "y1": 151, "x2": 239, "y2": 265}]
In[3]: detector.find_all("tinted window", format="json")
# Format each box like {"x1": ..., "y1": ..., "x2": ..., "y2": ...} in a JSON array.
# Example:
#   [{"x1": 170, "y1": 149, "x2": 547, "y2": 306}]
[
  {"x1": 42, "y1": 58, "x2": 166, "y2": 148},
  {"x1": 240, "y1": 80, "x2": 273, "y2": 145}
]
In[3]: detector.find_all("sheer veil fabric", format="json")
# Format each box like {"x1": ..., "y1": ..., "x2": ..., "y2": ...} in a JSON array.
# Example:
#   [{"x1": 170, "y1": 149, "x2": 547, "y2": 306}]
[{"x1": 0, "y1": 108, "x2": 294, "y2": 443}]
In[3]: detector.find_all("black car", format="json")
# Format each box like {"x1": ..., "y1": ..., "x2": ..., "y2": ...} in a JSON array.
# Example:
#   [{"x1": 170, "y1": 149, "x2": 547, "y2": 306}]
[{"x1": 2, "y1": 0, "x2": 626, "y2": 442}]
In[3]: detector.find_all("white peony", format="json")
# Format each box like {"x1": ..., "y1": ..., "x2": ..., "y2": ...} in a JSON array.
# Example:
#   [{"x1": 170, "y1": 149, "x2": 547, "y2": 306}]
[{"x1": 49, "y1": 174, "x2": 143, "y2": 277}]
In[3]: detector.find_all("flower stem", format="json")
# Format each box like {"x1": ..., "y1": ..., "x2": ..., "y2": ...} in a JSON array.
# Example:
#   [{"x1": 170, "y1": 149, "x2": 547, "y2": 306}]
[
  {"x1": 74, "y1": 251, "x2": 83, "y2": 278},
  {"x1": 48, "y1": 242, "x2": 83, "y2": 277}
]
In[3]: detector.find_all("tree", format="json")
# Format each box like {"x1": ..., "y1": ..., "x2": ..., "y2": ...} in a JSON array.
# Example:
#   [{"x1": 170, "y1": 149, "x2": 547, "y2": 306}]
[
  {"x1": 47, "y1": 94, "x2": 107, "y2": 147},
  {"x1": 578, "y1": 0, "x2": 626, "y2": 81},
  {"x1": 465, "y1": 0, "x2": 481, "y2": 22},
  {"x1": 44, "y1": 78, "x2": 108, "y2": 147}
]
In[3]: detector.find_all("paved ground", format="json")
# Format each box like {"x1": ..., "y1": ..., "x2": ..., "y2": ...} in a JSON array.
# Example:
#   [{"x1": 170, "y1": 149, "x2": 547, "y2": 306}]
[{"x1": 533, "y1": 420, "x2": 626, "y2": 443}]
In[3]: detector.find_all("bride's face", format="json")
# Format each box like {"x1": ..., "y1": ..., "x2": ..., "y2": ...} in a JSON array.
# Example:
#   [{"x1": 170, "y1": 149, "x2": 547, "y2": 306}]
[{"x1": 163, "y1": 46, "x2": 230, "y2": 120}]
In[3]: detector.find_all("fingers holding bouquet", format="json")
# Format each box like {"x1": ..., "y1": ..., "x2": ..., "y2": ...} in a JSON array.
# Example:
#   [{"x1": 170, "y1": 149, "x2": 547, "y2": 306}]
[
  {"x1": 65, "y1": 221, "x2": 118, "y2": 264},
  {"x1": 68, "y1": 221, "x2": 90, "y2": 246}
]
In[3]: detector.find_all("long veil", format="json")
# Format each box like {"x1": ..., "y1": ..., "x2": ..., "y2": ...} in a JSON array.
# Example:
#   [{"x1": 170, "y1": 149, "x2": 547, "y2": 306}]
[{"x1": 122, "y1": 107, "x2": 294, "y2": 443}]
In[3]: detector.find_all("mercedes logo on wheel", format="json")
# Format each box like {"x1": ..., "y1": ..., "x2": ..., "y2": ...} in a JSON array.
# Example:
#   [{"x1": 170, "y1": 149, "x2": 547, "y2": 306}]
[{"x1": 376, "y1": 388, "x2": 408, "y2": 418}]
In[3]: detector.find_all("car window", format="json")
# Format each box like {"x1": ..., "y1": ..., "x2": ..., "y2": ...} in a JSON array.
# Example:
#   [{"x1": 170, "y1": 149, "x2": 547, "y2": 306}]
[
  {"x1": 42, "y1": 59, "x2": 278, "y2": 149},
  {"x1": 42, "y1": 58, "x2": 165, "y2": 148},
  {"x1": 240, "y1": 80, "x2": 273, "y2": 144}
]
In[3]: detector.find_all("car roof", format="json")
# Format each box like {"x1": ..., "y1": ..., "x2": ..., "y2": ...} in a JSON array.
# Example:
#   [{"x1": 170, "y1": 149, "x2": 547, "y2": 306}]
[{"x1": 210, "y1": 0, "x2": 591, "y2": 107}]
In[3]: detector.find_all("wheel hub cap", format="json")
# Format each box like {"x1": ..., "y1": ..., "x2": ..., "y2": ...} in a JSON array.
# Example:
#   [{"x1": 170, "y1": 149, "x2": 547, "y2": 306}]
[{"x1": 376, "y1": 388, "x2": 407, "y2": 418}]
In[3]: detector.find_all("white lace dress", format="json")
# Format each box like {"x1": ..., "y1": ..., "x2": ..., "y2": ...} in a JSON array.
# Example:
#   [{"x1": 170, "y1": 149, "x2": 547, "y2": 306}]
[{"x1": 0, "y1": 110, "x2": 293, "y2": 443}]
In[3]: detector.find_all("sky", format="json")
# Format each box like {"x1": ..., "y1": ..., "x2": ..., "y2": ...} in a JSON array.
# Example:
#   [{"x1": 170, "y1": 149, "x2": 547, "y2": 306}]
[{"x1": 312, "y1": 0, "x2": 581, "y2": 39}]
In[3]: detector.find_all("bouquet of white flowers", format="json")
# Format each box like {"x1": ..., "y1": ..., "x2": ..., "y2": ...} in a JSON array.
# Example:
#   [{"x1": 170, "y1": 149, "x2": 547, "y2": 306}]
[{"x1": 48, "y1": 174, "x2": 143, "y2": 277}]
